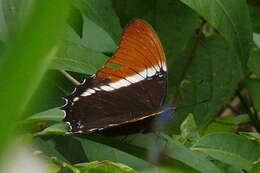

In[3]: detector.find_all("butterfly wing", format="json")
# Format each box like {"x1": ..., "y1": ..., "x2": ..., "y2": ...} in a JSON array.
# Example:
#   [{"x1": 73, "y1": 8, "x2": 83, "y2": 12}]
[{"x1": 63, "y1": 19, "x2": 167, "y2": 133}]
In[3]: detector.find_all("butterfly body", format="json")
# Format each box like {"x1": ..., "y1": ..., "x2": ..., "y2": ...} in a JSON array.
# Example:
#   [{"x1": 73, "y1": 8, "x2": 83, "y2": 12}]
[{"x1": 62, "y1": 19, "x2": 174, "y2": 135}]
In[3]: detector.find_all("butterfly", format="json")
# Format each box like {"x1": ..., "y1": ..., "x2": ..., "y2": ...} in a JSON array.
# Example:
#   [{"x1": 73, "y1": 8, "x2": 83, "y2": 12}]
[{"x1": 62, "y1": 19, "x2": 175, "y2": 135}]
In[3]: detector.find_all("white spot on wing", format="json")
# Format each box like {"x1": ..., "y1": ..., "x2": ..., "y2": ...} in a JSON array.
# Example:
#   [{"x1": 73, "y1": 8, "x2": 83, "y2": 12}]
[
  {"x1": 100, "y1": 85, "x2": 114, "y2": 91},
  {"x1": 139, "y1": 70, "x2": 147, "y2": 78},
  {"x1": 88, "y1": 89, "x2": 95, "y2": 94},
  {"x1": 162, "y1": 61, "x2": 167, "y2": 71},
  {"x1": 109, "y1": 79, "x2": 131, "y2": 89},
  {"x1": 81, "y1": 89, "x2": 95, "y2": 96},
  {"x1": 89, "y1": 128, "x2": 98, "y2": 132},
  {"x1": 81, "y1": 92, "x2": 91, "y2": 96},
  {"x1": 126, "y1": 74, "x2": 143, "y2": 83},
  {"x1": 93, "y1": 87, "x2": 101, "y2": 91},
  {"x1": 147, "y1": 67, "x2": 156, "y2": 77},
  {"x1": 73, "y1": 97, "x2": 79, "y2": 102}
]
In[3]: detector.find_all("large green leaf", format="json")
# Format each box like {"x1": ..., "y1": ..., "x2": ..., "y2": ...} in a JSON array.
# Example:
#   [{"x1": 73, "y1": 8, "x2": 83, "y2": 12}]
[
  {"x1": 82, "y1": 16, "x2": 117, "y2": 53},
  {"x1": 74, "y1": 0, "x2": 122, "y2": 44},
  {"x1": 180, "y1": 0, "x2": 252, "y2": 67},
  {"x1": 0, "y1": 0, "x2": 69, "y2": 155},
  {"x1": 2, "y1": 0, "x2": 32, "y2": 35},
  {"x1": 129, "y1": 134, "x2": 220, "y2": 173},
  {"x1": 192, "y1": 132, "x2": 260, "y2": 170},
  {"x1": 169, "y1": 35, "x2": 243, "y2": 132},
  {"x1": 79, "y1": 138, "x2": 150, "y2": 170},
  {"x1": 49, "y1": 24, "x2": 109, "y2": 74},
  {"x1": 78, "y1": 134, "x2": 204, "y2": 173}
]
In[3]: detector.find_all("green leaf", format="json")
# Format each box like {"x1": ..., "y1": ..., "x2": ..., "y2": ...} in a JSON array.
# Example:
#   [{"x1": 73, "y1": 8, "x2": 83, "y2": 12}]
[
  {"x1": 128, "y1": 134, "x2": 220, "y2": 173},
  {"x1": 78, "y1": 134, "x2": 203, "y2": 172},
  {"x1": 233, "y1": 114, "x2": 251, "y2": 125},
  {"x1": 82, "y1": 16, "x2": 117, "y2": 53},
  {"x1": 254, "y1": 33, "x2": 260, "y2": 49},
  {"x1": 239, "y1": 132, "x2": 260, "y2": 143},
  {"x1": 37, "y1": 123, "x2": 68, "y2": 136},
  {"x1": 250, "y1": 159, "x2": 260, "y2": 173},
  {"x1": 162, "y1": 135, "x2": 221, "y2": 173},
  {"x1": 79, "y1": 138, "x2": 149, "y2": 170},
  {"x1": 25, "y1": 107, "x2": 64, "y2": 124},
  {"x1": 245, "y1": 78, "x2": 260, "y2": 110},
  {"x1": 49, "y1": 44, "x2": 108, "y2": 74},
  {"x1": 212, "y1": 160, "x2": 244, "y2": 173},
  {"x1": 0, "y1": 0, "x2": 69, "y2": 155},
  {"x1": 180, "y1": 0, "x2": 252, "y2": 68},
  {"x1": 170, "y1": 35, "x2": 243, "y2": 132},
  {"x1": 180, "y1": 114, "x2": 200, "y2": 143},
  {"x1": 75, "y1": 161, "x2": 136, "y2": 173},
  {"x1": 32, "y1": 138, "x2": 69, "y2": 163},
  {"x1": 201, "y1": 115, "x2": 238, "y2": 135},
  {"x1": 75, "y1": 0, "x2": 122, "y2": 43},
  {"x1": 139, "y1": 167, "x2": 198, "y2": 173},
  {"x1": 192, "y1": 132, "x2": 260, "y2": 169},
  {"x1": 2, "y1": 0, "x2": 33, "y2": 35}
]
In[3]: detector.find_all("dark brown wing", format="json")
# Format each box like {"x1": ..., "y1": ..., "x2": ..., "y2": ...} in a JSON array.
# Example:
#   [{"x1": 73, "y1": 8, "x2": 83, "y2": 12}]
[{"x1": 62, "y1": 19, "x2": 167, "y2": 133}]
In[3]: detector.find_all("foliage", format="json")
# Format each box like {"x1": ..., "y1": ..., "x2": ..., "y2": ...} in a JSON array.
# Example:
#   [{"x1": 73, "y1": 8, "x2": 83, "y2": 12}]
[{"x1": 0, "y1": 0, "x2": 259, "y2": 173}]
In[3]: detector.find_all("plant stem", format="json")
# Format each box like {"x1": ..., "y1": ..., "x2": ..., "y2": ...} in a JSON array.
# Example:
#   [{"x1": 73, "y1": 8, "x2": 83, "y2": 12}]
[{"x1": 60, "y1": 70, "x2": 80, "y2": 86}]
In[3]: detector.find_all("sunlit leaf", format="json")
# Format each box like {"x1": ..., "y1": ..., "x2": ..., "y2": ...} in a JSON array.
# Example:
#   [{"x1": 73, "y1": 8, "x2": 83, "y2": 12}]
[
  {"x1": 192, "y1": 133, "x2": 260, "y2": 169},
  {"x1": 75, "y1": 161, "x2": 137, "y2": 173}
]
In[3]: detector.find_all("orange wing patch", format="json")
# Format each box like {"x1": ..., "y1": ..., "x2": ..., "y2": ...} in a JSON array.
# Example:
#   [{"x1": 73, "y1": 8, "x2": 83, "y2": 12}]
[{"x1": 96, "y1": 19, "x2": 166, "y2": 83}]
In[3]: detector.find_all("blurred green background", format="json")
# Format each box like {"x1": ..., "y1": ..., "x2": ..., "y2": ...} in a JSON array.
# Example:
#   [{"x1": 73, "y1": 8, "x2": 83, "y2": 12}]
[{"x1": 0, "y1": 0, "x2": 259, "y2": 173}]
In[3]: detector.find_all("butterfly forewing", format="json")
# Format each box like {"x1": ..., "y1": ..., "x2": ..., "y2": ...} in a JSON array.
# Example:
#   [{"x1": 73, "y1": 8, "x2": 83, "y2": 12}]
[{"x1": 62, "y1": 19, "x2": 167, "y2": 133}]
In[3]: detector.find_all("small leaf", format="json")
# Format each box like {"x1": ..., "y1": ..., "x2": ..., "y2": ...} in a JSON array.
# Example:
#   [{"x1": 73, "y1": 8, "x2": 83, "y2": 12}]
[
  {"x1": 201, "y1": 115, "x2": 238, "y2": 135},
  {"x1": 180, "y1": 114, "x2": 200, "y2": 143},
  {"x1": 75, "y1": 0, "x2": 122, "y2": 43},
  {"x1": 192, "y1": 132, "x2": 260, "y2": 169},
  {"x1": 239, "y1": 132, "x2": 260, "y2": 143},
  {"x1": 254, "y1": 33, "x2": 260, "y2": 49},
  {"x1": 75, "y1": 161, "x2": 137, "y2": 173},
  {"x1": 233, "y1": 114, "x2": 251, "y2": 125},
  {"x1": 25, "y1": 107, "x2": 64, "y2": 124},
  {"x1": 37, "y1": 123, "x2": 68, "y2": 136}
]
